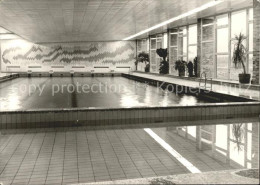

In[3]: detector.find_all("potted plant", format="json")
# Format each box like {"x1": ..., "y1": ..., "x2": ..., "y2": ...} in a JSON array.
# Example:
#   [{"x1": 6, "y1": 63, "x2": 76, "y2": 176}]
[
  {"x1": 136, "y1": 52, "x2": 149, "y2": 72},
  {"x1": 232, "y1": 33, "x2": 250, "y2": 84},
  {"x1": 156, "y1": 48, "x2": 169, "y2": 74},
  {"x1": 145, "y1": 63, "x2": 150, "y2": 72},
  {"x1": 175, "y1": 60, "x2": 187, "y2": 77}
]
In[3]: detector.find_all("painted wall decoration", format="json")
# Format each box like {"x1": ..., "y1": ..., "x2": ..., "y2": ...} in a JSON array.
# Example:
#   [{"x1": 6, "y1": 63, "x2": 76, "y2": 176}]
[{"x1": 1, "y1": 39, "x2": 136, "y2": 72}]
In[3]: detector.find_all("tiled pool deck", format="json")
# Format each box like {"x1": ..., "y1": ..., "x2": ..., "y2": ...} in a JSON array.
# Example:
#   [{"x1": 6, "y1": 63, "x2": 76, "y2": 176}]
[
  {"x1": 83, "y1": 170, "x2": 259, "y2": 184},
  {"x1": 1, "y1": 120, "x2": 258, "y2": 185},
  {"x1": 130, "y1": 72, "x2": 260, "y2": 101}
]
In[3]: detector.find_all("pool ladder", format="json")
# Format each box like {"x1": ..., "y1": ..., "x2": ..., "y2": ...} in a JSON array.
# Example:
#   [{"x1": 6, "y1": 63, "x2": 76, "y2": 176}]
[
  {"x1": 128, "y1": 67, "x2": 133, "y2": 74},
  {"x1": 199, "y1": 72, "x2": 212, "y2": 91}
]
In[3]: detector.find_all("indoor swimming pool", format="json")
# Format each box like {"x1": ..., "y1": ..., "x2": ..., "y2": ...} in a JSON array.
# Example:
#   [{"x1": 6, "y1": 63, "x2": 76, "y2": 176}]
[{"x1": 0, "y1": 77, "x2": 207, "y2": 111}]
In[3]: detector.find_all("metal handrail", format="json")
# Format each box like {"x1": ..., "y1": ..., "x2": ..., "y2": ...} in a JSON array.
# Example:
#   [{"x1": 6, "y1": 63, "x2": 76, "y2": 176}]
[
  {"x1": 199, "y1": 72, "x2": 212, "y2": 91},
  {"x1": 128, "y1": 67, "x2": 133, "y2": 74}
]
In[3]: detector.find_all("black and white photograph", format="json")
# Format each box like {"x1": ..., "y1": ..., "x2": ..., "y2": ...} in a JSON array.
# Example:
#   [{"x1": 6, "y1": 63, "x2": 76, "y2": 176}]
[{"x1": 0, "y1": 0, "x2": 259, "y2": 184}]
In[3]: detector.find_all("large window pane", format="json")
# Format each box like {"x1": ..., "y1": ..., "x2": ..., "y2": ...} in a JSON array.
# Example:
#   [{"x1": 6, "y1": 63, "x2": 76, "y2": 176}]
[
  {"x1": 183, "y1": 37, "x2": 187, "y2": 56},
  {"x1": 156, "y1": 41, "x2": 162, "y2": 49},
  {"x1": 231, "y1": 10, "x2": 247, "y2": 80},
  {"x1": 189, "y1": 25, "x2": 197, "y2": 45},
  {"x1": 249, "y1": 54, "x2": 253, "y2": 76},
  {"x1": 216, "y1": 125, "x2": 228, "y2": 150},
  {"x1": 150, "y1": 50, "x2": 156, "y2": 65},
  {"x1": 231, "y1": 10, "x2": 247, "y2": 37},
  {"x1": 178, "y1": 36, "x2": 183, "y2": 56},
  {"x1": 179, "y1": 27, "x2": 187, "y2": 35},
  {"x1": 217, "y1": 14, "x2": 228, "y2": 26},
  {"x1": 170, "y1": 47, "x2": 177, "y2": 65},
  {"x1": 249, "y1": 23, "x2": 253, "y2": 52},
  {"x1": 141, "y1": 39, "x2": 147, "y2": 51},
  {"x1": 188, "y1": 46, "x2": 197, "y2": 62},
  {"x1": 217, "y1": 28, "x2": 229, "y2": 53},
  {"x1": 156, "y1": 37, "x2": 162, "y2": 49},
  {"x1": 151, "y1": 39, "x2": 156, "y2": 49},
  {"x1": 217, "y1": 55, "x2": 229, "y2": 79},
  {"x1": 137, "y1": 40, "x2": 142, "y2": 51},
  {"x1": 249, "y1": 8, "x2": 253, "y2": 21},
  {"x1": 230, "y1": 63, "x2": 243, "y2": 81}
]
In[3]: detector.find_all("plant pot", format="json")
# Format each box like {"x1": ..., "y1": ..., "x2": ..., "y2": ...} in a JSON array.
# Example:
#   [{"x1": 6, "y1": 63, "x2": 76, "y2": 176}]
[
  {"x1": 239, "y1": 73, "x2": 251, "y2": 84},
  {"x1": 179, "y1": 70, "x2": 185, "y2": 77}
]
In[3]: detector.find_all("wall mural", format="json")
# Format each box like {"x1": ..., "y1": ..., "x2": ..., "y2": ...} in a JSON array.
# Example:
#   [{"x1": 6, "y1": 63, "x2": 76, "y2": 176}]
[{"x1": 1, "y1": 39, "x2": 136, "y2": 72}]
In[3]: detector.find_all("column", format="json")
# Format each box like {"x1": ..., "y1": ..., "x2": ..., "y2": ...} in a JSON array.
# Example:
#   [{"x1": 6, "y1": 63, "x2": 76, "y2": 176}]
[
  {"x1": 252, "y1": 0, "x2": 260, "y2": 84},
  {"x1": 197, "y1": 19, "x2": 202, "y2": 77}
]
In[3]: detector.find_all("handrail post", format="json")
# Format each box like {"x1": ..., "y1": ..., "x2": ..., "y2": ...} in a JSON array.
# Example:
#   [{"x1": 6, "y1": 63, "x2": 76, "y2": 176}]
[{"x1": 204, "y1": 73, "x2": 207, "y2": 90}]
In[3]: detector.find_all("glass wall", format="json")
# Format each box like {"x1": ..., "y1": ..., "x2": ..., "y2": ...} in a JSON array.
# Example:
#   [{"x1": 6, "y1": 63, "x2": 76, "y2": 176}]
[
  {"x1": 175, "y1": 123, "x2": 258, "y2": 169},
  {"x1": 230, "y1": 10, "x2": 247, "y2": 80},
  {"x1": 215, "y1": 8, "x2": 253, "y2": 81},
  {"x1": 178, "y1": 26, "x2": 187, "y2": 61},
  {"x1": 168, "y1": 25, "x2": 197, "y2": 76},
  {"x1": 216, "y1": 14, "x2": 229, "y2": 80},
  {"x1": 169, "y1": 29, "x2": 178, "y2": 75},
  {"x1": 136, "y1": 39, "x2": 148, "y2": 71},
  {"x1": 188, "y1": 25, "x2": 197, "y2": 63},
  {"x1": 150, "y1": 34, "x2": 163, "y2": 73},
  {"x1": 143, "y1": 7, "x2": 254, "y2": 81}
]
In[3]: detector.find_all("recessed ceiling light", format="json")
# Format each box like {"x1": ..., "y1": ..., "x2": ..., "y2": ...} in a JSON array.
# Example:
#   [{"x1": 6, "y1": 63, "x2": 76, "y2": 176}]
[{"x1": 123, "y1": 0, "x2": 223, "y2": 41}]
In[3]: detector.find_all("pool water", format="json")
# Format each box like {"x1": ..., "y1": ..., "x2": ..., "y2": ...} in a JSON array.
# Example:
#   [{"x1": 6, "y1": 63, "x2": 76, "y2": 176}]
[
  {"x1": 0, "y1": 121, "x2": 258, "y2": 184},
  {"x1": 0, "y1": 77, "x2": 207, "y2": 111}
]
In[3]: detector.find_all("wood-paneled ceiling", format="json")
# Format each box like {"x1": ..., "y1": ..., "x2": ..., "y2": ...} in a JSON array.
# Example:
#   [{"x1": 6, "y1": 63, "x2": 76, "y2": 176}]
[{"x1": 0, "y1": 0, "x2": 251, "y2": 43}]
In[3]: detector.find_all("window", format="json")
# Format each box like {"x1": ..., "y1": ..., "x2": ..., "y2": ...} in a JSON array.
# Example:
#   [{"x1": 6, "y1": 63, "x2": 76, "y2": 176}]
[
  {"x1": 217, "y1": 28, "x2": 229, "y2": 53},
  {"x1": 249, "y1": 8, "x2": 253, "y2": 21},
  {"x1": 178, "y1": 26, "x2": 187, "y2": 60},
  {"x1": 169, "y1": 30, "x2": 178, "y2": 75},
  {"x1": 136, "y1": 39, "x2": 148, "y2": 71},
  {"x1": 249, "y1": 23, "x2": 253, "y2": 52},
  {"x1": 230, "y1": 10, "x2": 247, "y2": 80},
  {"x1": 231, "y1": 10, "x2": 247, "y2": 36},
  {"x1": 188, "y1": 24, "x2": 197, "y2": 62},
  {"x1": 213, "y1": 8, "x2": 253, "y2": 81},
  {"x1": 137, "y1": 39, "x2": 148, "y2": 53},
  {"x1": 156, "y1": 37, "x2": 162, "y2": 49},
  {"x1": 216, "y1": 14, "x2": 229, "y2": 79},
  {"x1": 169, "y1": 25, "x2": 196, "y2": 76},
  {"x1": 188, "y1": 46, "x2": 197, "y2": 62},
  {"x1": 150, "y1": 34, "x2": 163, "y2": 73},
  {"x1": 217, "y1": 55, "x2": 229, "y2": 80},
  {"x1": 217, "y1": 14, "x2": 228, "y2": 26},
  {"x1": 170, "y1": 34, "x2": 178, "y2": 46},
  {"x1": 188, "y1": 25, "x2": 197, "y2": 45},
  {"x1": 151, "y1": 39, "x2": 156, "y2": 50}
]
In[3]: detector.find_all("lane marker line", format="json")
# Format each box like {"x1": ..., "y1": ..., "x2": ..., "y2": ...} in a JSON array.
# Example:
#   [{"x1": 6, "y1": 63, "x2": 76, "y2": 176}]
[{"x1": 144, "y1": 128, "x2": 201, "y2": 173}]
